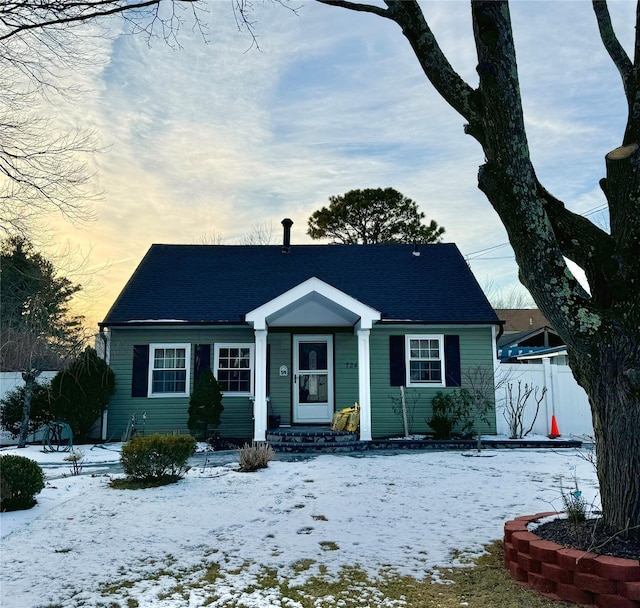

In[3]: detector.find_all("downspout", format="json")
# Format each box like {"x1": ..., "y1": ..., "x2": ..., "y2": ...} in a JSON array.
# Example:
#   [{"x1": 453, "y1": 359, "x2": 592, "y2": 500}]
[{"x1": 99, "y1": 328, "x2": 109, "y2": 441}]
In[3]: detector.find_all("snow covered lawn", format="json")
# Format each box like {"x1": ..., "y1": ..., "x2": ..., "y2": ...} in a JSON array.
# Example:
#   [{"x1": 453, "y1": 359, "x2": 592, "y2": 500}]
[{"x1": 0, "y1": 443, "x2": 599, "y2": 608}]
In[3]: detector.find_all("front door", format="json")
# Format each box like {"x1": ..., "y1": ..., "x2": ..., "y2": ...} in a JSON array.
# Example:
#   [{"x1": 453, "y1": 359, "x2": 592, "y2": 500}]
[{"x1": 293, "y1": 335, "x2": 334, "y2": 423}]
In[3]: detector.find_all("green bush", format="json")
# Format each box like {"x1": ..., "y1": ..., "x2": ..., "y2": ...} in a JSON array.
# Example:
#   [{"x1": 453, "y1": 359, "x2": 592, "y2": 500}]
[
  {"x1": 188, "y1": 368, "x2": 223, "y2": 440},
  {"x1": 119, "y1": 434, "x2": 196, "y2": 484},
  {"x1": 0, "y1": 455, "x2": 46, "y2": 511},
  {"x1": 49, "y1": 347, "x2": 115, "y2": 443},
  {"x1": 0, "y1": 383, "x2": 52, "y2": 437},
  {"x1": 427, "y1": 389, "x2": 473, "y2": 439}
]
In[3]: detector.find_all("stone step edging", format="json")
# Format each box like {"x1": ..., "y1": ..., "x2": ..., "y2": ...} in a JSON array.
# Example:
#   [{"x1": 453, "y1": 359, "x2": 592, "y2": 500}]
[{"x1": 504, "y1": 513, "x2": 640, "y2": 607}]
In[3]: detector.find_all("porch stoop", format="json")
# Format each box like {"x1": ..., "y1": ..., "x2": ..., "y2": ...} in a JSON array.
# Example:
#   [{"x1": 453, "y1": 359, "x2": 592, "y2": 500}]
[{"x1": 266, "y1": 426, "x2": 361, "y2": 453}]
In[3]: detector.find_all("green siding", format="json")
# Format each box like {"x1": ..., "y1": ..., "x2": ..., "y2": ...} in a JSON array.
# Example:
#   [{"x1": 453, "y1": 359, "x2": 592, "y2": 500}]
[
  {"x1": 369, "y1": 325, "x2": 497, "y2": 438},
  {"x1": 105, "y1": 323, "x2": 496, "y2": 441},
  {"x1": 334, "y1": 332, "x2": 359, "y2": 410},
  {"x1": 106, "y1": 327, "x2": 255, "y2": 440},
  {"x1": 267, "y1": 332, "x2": 292, "y2": 424}
]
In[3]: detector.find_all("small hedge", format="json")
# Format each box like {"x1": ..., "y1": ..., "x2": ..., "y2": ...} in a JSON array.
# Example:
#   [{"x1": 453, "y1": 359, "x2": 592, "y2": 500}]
[
  {"x1": 1, "y1": 455, "x2": 46, "y2": 511},
  {"x1": 119, "y1": 434, "x2": 196, "y2": 485}
]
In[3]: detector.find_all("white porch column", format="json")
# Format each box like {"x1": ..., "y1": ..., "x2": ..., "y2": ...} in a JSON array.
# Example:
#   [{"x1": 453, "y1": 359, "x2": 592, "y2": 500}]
[
  {"x1": 356, "y1": 328, "x2": 372, "y2": 441},
  {"x1": 253, "y1": 329, "x2": 268, "y2": 442}
]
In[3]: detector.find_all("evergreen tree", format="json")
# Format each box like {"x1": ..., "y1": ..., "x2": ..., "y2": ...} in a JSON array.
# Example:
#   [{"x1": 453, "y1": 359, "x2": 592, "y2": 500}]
[
  {"x1": 307, "y1": 188, "x2": 445, "y2": 244},
  {"x1": 48, "y1": 347, "x2": 115, "y2": 443},
  {"x1": 188, "y1": 368, "x2": 223, "y2": 440},
  {"x1": 0, "y1": 237, "x2": 84, "y2": 447}
]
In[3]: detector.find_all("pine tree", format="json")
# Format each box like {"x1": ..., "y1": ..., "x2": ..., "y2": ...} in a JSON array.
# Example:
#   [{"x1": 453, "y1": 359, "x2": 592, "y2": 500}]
[{"x1": 188, "y1": 368, "x2": 223, "y2": 440}]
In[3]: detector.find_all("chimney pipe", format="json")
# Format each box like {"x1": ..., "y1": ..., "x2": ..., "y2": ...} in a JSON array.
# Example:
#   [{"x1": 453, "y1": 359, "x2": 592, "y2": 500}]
[{"x1": 281, "y1": 218, "x2": 293, "y2": 253}]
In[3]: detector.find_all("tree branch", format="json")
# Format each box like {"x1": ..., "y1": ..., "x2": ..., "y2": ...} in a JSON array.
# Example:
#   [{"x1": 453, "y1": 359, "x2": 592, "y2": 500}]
[
  {"x1": 0, "y1": 0, "x2": 199, "y2": 42},
  {"x1": 592, "y1": 0, "x2": 640, "y2": 144},
  {"x1": 592, "y1": 0, "x2": 633, "y2": 84},
  {"x1": 316, "y1": 0, "x2": 389, "y2": 19},
  {"x1": 383, "y1": 0, "x2": 480, "y2": 127}
]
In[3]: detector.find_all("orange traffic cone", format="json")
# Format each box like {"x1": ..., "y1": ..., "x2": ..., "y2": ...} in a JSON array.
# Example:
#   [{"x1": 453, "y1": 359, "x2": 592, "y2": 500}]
[{"x1": 549, "y1": 415, "x2": 560, "y2": 439}]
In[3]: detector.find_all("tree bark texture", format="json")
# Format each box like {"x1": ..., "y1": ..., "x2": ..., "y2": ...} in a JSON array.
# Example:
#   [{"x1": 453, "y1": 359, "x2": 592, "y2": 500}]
[{"x1": 319, "y1": 0, "x2": 640, "y2": 536}]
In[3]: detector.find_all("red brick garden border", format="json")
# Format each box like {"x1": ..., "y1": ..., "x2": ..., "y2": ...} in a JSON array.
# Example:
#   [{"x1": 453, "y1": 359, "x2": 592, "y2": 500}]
[{"x1": 504, "y1": 512, "x2": 640, "y2": 607}]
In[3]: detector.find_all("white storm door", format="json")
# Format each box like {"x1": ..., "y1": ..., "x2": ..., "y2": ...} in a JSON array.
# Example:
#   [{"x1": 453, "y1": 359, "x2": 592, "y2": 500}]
[{"x1": 293, "y1": 335, "x2": 334, "y2": 423}]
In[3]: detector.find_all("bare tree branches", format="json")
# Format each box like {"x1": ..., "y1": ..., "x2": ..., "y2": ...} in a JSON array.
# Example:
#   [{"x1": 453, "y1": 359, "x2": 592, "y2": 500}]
[{"x1": 0, "y1": 0, "x2": 200, "y2": 43}]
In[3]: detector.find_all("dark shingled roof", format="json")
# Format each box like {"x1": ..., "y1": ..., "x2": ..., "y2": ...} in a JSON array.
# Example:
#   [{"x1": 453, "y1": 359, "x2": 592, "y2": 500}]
[{"x1": 101, "y1": 243, "x2": 499, "y2": 326}]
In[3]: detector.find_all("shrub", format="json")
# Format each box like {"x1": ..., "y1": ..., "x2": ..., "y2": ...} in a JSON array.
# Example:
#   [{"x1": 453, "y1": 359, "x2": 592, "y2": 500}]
[
  {"x1": 188, "y1": 368, "x2": 224, "y2": 440},
  {"x1": 238, "y1": 442, "x2": 275, "y2": 472},
  {"x1": 0, "y1": 455, "x2": 46, "y2": 511},
  {"x1": 48, "y1": 347, "x2": 115, "y2": 443},
  {"x1": 427, "y1": 389, "x2": 473, "y2": 439},
  {"x1": 119, "y1": 434, "x2": 196, "y2": 484},
  {"x1": 0, "y1": 383, "x2": 52, "y2": 437}
]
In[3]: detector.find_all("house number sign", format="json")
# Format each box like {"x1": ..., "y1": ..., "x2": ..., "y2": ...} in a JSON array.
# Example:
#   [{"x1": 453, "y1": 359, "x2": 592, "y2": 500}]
[{"x1": 279, "y1": 365, "x2": 288, "y2": 377}]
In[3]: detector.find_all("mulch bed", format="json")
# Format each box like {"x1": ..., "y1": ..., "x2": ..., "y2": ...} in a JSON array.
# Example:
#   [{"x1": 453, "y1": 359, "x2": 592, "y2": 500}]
[{"x1": 534, "y1": 517, "x2": 640, "y2": 560}]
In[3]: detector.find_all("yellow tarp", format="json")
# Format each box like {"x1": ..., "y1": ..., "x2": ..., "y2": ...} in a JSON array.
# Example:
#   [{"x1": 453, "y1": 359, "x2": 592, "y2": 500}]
[{"x1": 331, "y1": 403, "x2": 360, "y2": 432}]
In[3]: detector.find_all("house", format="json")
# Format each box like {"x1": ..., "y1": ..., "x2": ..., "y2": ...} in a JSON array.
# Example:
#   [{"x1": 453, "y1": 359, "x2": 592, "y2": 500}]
[
  {"x1": 99, "y1": 220, "x2": 501, "y2": 442},
  {"x1": 495, "y1": 308, "x2": 565, "y2": 363}
]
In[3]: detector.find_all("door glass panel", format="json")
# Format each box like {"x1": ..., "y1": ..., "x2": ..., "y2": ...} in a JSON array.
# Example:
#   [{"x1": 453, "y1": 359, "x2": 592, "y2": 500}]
[
  {"x1": 298, "y1": 342, "x2": 328, "y2": 371},
  {"x1": 298, "y1": 373, "x2": 328, "y2": 403}
]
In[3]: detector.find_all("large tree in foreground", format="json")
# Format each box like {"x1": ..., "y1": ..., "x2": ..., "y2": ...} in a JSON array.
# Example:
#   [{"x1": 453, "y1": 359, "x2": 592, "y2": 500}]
[
  {"x1": 313, "y1": 0, "x2": 639, "y2": 537},
  {"x1": 307, "y1": 187, "x2": 445, "y2": 244}
]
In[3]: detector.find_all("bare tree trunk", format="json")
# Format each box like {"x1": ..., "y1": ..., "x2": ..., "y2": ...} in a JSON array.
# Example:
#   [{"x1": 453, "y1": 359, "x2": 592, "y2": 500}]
[{"x1": 18, "y1": 371, "x2": 37, "y2": 448}]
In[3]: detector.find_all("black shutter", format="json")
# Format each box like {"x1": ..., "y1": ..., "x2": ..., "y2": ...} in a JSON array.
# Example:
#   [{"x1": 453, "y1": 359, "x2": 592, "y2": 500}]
[
  {"x1": 389, "y1": 335, "x2": 406, "y2": 386},
  {"x1": 132, "y1": 345, "x2": 149, "y2": 397},
  {"x1": 444, "y1": 335, "x2": 461, "y2": 387},
  {"x1": 194, "y1": 344, "x2": 211, "y2": 385}
]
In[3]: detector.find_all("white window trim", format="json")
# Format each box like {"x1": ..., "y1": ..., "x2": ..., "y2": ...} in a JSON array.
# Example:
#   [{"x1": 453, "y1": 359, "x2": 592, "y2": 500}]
[
  {"x1": 214, "y1": 343, "x2": 255, "y2": 396},
  {"x1": 405, "y1": 334, "x2": 446, "y2": 388},
  {"x1": 147, "y1": 343, "x2": 191, "y2": 398}
]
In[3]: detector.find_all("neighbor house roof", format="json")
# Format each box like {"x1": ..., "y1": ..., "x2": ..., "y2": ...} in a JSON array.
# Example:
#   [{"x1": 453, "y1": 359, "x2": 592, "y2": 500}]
[
  {"x1": 100, "y1": 243, "x2": 499, "y2": 327},
  {"x1": 495, "y1": 308, "x2": 552, "y2": 333}
]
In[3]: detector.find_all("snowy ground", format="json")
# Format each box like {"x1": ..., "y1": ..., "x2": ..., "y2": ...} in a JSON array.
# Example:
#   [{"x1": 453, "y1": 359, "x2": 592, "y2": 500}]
[{"x1": 0, "y1": 439, "x2": 599, "y2": 608}]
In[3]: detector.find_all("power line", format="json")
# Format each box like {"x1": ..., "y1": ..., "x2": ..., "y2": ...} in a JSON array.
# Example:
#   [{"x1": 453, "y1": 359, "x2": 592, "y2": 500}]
[{"x1": 463, "y1": 204, "x2": 609, "y2": 262}]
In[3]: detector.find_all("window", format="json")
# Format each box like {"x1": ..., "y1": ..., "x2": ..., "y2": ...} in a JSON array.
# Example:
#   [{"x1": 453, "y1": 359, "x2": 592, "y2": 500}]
[
  {"x1": 214, "y1": 344, "x2": 254, "y2": 395},
  {"x1": 148, "y1": 344, "x2": 191, "y2": 397},
  {"x1": 406, "y1": 335, "x2": 445, "y2": 387}
]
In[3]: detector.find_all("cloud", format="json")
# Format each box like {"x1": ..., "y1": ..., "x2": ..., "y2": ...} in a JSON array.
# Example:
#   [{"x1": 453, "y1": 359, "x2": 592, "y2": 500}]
[{"x1": 38, "y1": 0, "x2": 634, "y2": 327}]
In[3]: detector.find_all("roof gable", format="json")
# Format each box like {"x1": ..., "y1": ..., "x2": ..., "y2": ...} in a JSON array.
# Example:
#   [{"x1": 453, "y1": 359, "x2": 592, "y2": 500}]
[
  {"x1": 101, "y1": 243, "x2": 499, "y2": 327},
  {"x1": 246, "y1": 277, "x2": 381, "y2": 330}
]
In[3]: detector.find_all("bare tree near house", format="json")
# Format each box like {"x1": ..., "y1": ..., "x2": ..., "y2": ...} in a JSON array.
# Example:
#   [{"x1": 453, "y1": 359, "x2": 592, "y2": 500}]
[
  {"x1": 301, "y1": 0, "x2": 640, "y2": 537},
  {"x1": 238, "y1": 221, "x2": 277, "y2": 245},
  {"x1": 0, "y1": 238, "x2": 87, "y2": 447}
]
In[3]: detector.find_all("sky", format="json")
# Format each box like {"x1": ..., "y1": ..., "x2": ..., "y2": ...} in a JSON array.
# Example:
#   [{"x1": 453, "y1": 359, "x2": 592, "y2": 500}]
[
  {"x1": 0, "y1": 442, "x2": 599, "y2": 607},
  {"x1": 27, "y1": 0, "x2": 634, "y2": 328}
]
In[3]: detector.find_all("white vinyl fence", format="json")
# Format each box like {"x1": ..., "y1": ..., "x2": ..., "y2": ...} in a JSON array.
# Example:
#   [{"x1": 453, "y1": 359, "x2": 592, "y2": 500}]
[
  {"x1": 0, "y1": 371, "x2": 57, "y2": 401},
  {"x1": 496, "y1": 360, "x2": 594, "y2": 439}
]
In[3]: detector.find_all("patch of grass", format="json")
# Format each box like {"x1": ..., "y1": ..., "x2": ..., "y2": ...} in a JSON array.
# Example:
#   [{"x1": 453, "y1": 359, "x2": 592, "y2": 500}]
[
  {"x1": 50, "y1": 542, "x2": 577, "y2": 608},
  {"x1": 319, "y1": 541, "x2": 339, "y2": 551},
  {"x1": 431, "y1": 541, "x2": 575, "y2": 607},
  {"x1": 291, "y1": 559, "x2": 316, "y2": 572},
  {"x1": 109, "y1": 476, "x2": 180, "y2": 490},
  {"x1": 201, "y1": 562, "x2": 221, "y2": 584}
]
